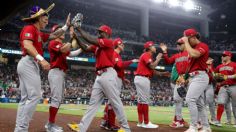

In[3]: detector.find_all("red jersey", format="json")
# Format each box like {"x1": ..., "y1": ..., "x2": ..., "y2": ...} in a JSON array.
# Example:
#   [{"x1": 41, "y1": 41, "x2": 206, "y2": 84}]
[
  {"x1": 215, "y1": 62, "x2": 236, "y2": 85},
  {"x1": 48, "y1": 40, "x2": 70, "y2": 72},
  {"x1": 114, "y1": 51, "x2": 132, "y2": 80},
  {"x1": 188, "y1": 42, "x2": 209, "y2": 73},
  {"x1": 20, "y1": 24, "x2": 49, "y2": 56},
  {"x1": 135, "y1": 52, "x2": 154, "y2": 78},
  {"x1": 89, "y1": 38, "x2": 114, "y2": 70},
  {"x1": 163, "y1": 51, "x2": 190, "y2": 74}
]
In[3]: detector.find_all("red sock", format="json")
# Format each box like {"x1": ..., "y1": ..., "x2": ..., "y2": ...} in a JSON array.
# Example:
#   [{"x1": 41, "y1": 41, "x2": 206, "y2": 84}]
[
  {"x1": 108, "y1": 108, "x2": 116, "y2": 127},
  {"x1": 137, "y1": 103, "x2": 143, "y2": 123},
  {"x1": 103, "y1": 104, "x2": 109, "y2": 121},
  {"x1": 49, "y1": 106, "x2": 59, "y2": 123},
  {"x1": 143, "y1": 104, "x2": 149, "y2": 124},
  {"x1": 217, "y1": 104, "x2": 224, "y2": 121}
]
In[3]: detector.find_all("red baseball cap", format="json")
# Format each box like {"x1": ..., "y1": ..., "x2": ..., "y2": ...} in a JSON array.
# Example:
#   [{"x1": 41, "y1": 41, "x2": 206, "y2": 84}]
[
  {"x1": 222, "y1": 51, "x2": 232, "y2": 57},
  {"x1": 144, "y1": 41, "x2": 154, "y2": 49},
  {"x1": 113, "y1": 38, "x2": 123, "y2": 47},
  {"x1": 184, "y1": 28, "x2": 198, "y2": 37},
  {"x1": 98, "y1": 25, "x2": 112, "y2": 36},
  {"x1": 51, "y1": 24, "x2": 61, "y2": 33}
]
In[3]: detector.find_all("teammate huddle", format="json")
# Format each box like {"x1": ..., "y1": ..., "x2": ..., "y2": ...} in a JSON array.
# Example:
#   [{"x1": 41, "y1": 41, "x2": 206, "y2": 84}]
[{"x1": 14, "y1": 3, "x2": 236, "y2": 132}]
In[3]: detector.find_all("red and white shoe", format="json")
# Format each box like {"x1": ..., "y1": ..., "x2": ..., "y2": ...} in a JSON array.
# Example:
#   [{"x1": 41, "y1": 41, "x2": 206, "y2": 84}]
[{"x1": 169, "y1": 121, "x2": 184, "y2": 128}]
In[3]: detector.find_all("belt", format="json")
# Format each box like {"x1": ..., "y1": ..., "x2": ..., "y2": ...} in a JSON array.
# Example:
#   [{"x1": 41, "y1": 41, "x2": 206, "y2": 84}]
[
  {"x1": 189, "y1": 70, "x2": 206, "y2": 77},
  {"x1": 96, "y1": 67, "x2": 111, "y2": 76}
]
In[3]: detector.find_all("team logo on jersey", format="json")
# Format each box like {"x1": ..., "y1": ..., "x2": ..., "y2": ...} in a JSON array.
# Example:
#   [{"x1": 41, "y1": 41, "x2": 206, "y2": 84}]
[
  {"x1": 219, "y1": 66, "x2": 233, "y2": 72},
  {"x1": 115, "y1": 58, "x2": 119, "y2": 62},
  {"x1": 175, "y1": 56, "x2": 189, "y2": 63},
  {"x1": 25, "y1": 33, "x2": 31, "y2": 37}
]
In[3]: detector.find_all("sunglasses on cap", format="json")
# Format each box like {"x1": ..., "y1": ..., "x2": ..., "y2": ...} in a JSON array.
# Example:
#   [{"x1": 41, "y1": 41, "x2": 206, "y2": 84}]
[
  {"x1": 176, "y1": 42, "x2": 184, "y2": 45},
  {"x1": 222, "y1": 54, "x2": 228, "y2": 57}
]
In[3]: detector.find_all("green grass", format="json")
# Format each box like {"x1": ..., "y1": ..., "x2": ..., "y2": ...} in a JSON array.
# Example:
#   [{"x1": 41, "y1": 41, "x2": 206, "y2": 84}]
[{"x1": 0, "y1": 103, "x2": 235, "y2": 132}]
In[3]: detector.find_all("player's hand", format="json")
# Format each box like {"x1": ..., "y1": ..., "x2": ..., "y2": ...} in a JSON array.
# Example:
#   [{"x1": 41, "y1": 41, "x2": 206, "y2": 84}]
[
  {"x1": 132, "y1": 59, "x2": 139, "y2": 63},
  {"x1": 206, "y1": 58, "x2": 214, "y2": 65},
  {"x1": 181, "y1": 36, "x2": 189, "y2": 43},
  {"x1": 39, "y1": 60, "x2": 50, "y2": 71},
  {"x1": 159, "y1": 43, "x2": 167, "y2": 53},
  {"x1": 156, "y1": 53, "x2": 163, "y2": 61},
  {"x1": 65, "y1": 13, "x2": 71, "y2": 27}
]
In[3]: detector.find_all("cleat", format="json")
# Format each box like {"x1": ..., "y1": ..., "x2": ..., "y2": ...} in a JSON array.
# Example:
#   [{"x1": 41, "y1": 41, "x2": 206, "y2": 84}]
[
  {"x1": 67, "y1": 123, "x2": 80, "y2": 132},
  {"x1": 184, "y1": 126, "x2": 198, "y2": 132},
  {"x1": 142, "y1": 122, "x2": 158, "y2": 129}
]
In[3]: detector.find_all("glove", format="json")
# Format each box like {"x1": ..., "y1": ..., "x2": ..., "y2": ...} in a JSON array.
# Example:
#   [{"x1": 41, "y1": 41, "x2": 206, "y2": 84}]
[
  {"x1": 214, "y1": 73, "x2": 226, "y2": 82},
  {"x1": 72, "y1": 13, "x2": 83, "y2": 28},
  {"x1": 176, "y1": 75, "x2": 187, "y2": 86},
  {"x1": 177, "y1": 85, "x2": 187, "y2": 98}
]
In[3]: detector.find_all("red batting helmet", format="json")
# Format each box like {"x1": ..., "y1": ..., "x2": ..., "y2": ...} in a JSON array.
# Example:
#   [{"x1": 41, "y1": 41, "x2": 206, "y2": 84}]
[{"x1": 98, "y1": 25, "x2": 112, "y2": 36}]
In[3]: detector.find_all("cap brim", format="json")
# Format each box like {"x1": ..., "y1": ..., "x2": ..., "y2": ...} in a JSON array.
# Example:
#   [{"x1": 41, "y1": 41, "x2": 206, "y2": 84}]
[{"x1": 22, "y1": 3, "x2": 55, "y2": 22}]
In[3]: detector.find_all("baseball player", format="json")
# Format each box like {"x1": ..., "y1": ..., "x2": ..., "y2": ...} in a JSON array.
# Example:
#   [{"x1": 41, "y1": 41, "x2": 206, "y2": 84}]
[
  {"x1": 45, "y1": 25, "x2": 83, "y2": 132},
  {"x1": 205, "y1": 57, "x2": 217, "y2": 124},
  {"x1": 14, "y1": 4, "x2": 71, "y2": 132},
  {"x1": 181, "y1": 29, "x2": 211, "y2": 132},
  {"x1": 159, "y1": 39, "x2": 189, "y2": 128},
  {"x1": 100, "y1": 38, "x2": 138, "y2": 131},
  {"x1": 211, "y1": 51, "x2": 236, "y2": 128},
  {"x1": 135, "y1": 41, "x2": 162, "y2": 129},
  {"x1": 67, "y1": 24, "x2": 131, "y2": 132}
]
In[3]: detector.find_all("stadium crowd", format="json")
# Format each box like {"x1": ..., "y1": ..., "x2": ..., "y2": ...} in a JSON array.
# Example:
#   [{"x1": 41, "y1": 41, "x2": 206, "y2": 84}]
[{"x1": 0, "y1": 62, "x2": 173, "y2": 106}]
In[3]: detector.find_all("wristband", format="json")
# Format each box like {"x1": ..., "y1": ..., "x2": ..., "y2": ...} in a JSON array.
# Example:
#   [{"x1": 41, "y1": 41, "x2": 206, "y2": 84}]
[
  {"x1": 227, "y1": 75, "x2": 236, "y2": 79},
  {"x1": 62, "y1": 24, "x2": 68, "y2": 31},
  {"x1": 36, "y1": 54, "x2": 44, "y2": 61}
]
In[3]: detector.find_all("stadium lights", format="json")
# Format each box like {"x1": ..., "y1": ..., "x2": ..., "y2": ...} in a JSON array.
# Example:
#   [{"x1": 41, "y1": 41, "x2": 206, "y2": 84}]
[
  {"x1": 183, "y1": 0, "x2": 195, "y2": 11},
  {"x1": 168, "y1": 0, "x2": 180, "y2": 7}
]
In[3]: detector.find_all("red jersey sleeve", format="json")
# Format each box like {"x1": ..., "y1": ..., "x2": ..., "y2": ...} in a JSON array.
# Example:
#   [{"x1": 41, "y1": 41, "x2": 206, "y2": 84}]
[
  {"x1": 87, "y1": 45, "x2": 97, "y2": 53},
  {"x1": 163, "y1": 53, "x2": 176, "y2": 64},
  {"x1": 21, "y1": 26, "x2": 36, "y2": 41},
  {"x1": 195, "y1": 43, "x2": 208, "y2": 56},
  {"x1": 49, "y1": 40, "x2": 63, "y2": 52},
  {"x1": 123, "y1": 60, "x2": 132, "y2": 68},
  {"x1": 41, "y1": 32, "x2": 50, "y2": 42},
  {"x1": 97, "y1": 38, "x2": 114, "y2": 48}
]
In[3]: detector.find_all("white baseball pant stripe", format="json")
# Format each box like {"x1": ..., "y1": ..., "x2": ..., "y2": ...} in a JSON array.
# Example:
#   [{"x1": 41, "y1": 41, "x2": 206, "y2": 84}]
[
  {"x1": 134, "y1": 76, "x2": 150, "y2": 104},
  {"x1": 186, "y1": 71, "x2": 210, "y2": 128},
  {"x1": 173, "y1": 84, "x2": 184, "y2": 121},
  {"x1": 14, "y1": 56, "x2": 41, "y2": 132},
  {"x1": 205, "y1": 84, "x2": 216, "y2": 121},
  {"x1": 48, "y1": 68, "x2": 65, "y2": 108},
  {"x1": 78, "y1": 68, "x2": 130, "y2": 132},
  {"x1": 217, "y1": 85, "x2": 236, "y2": 124}
]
